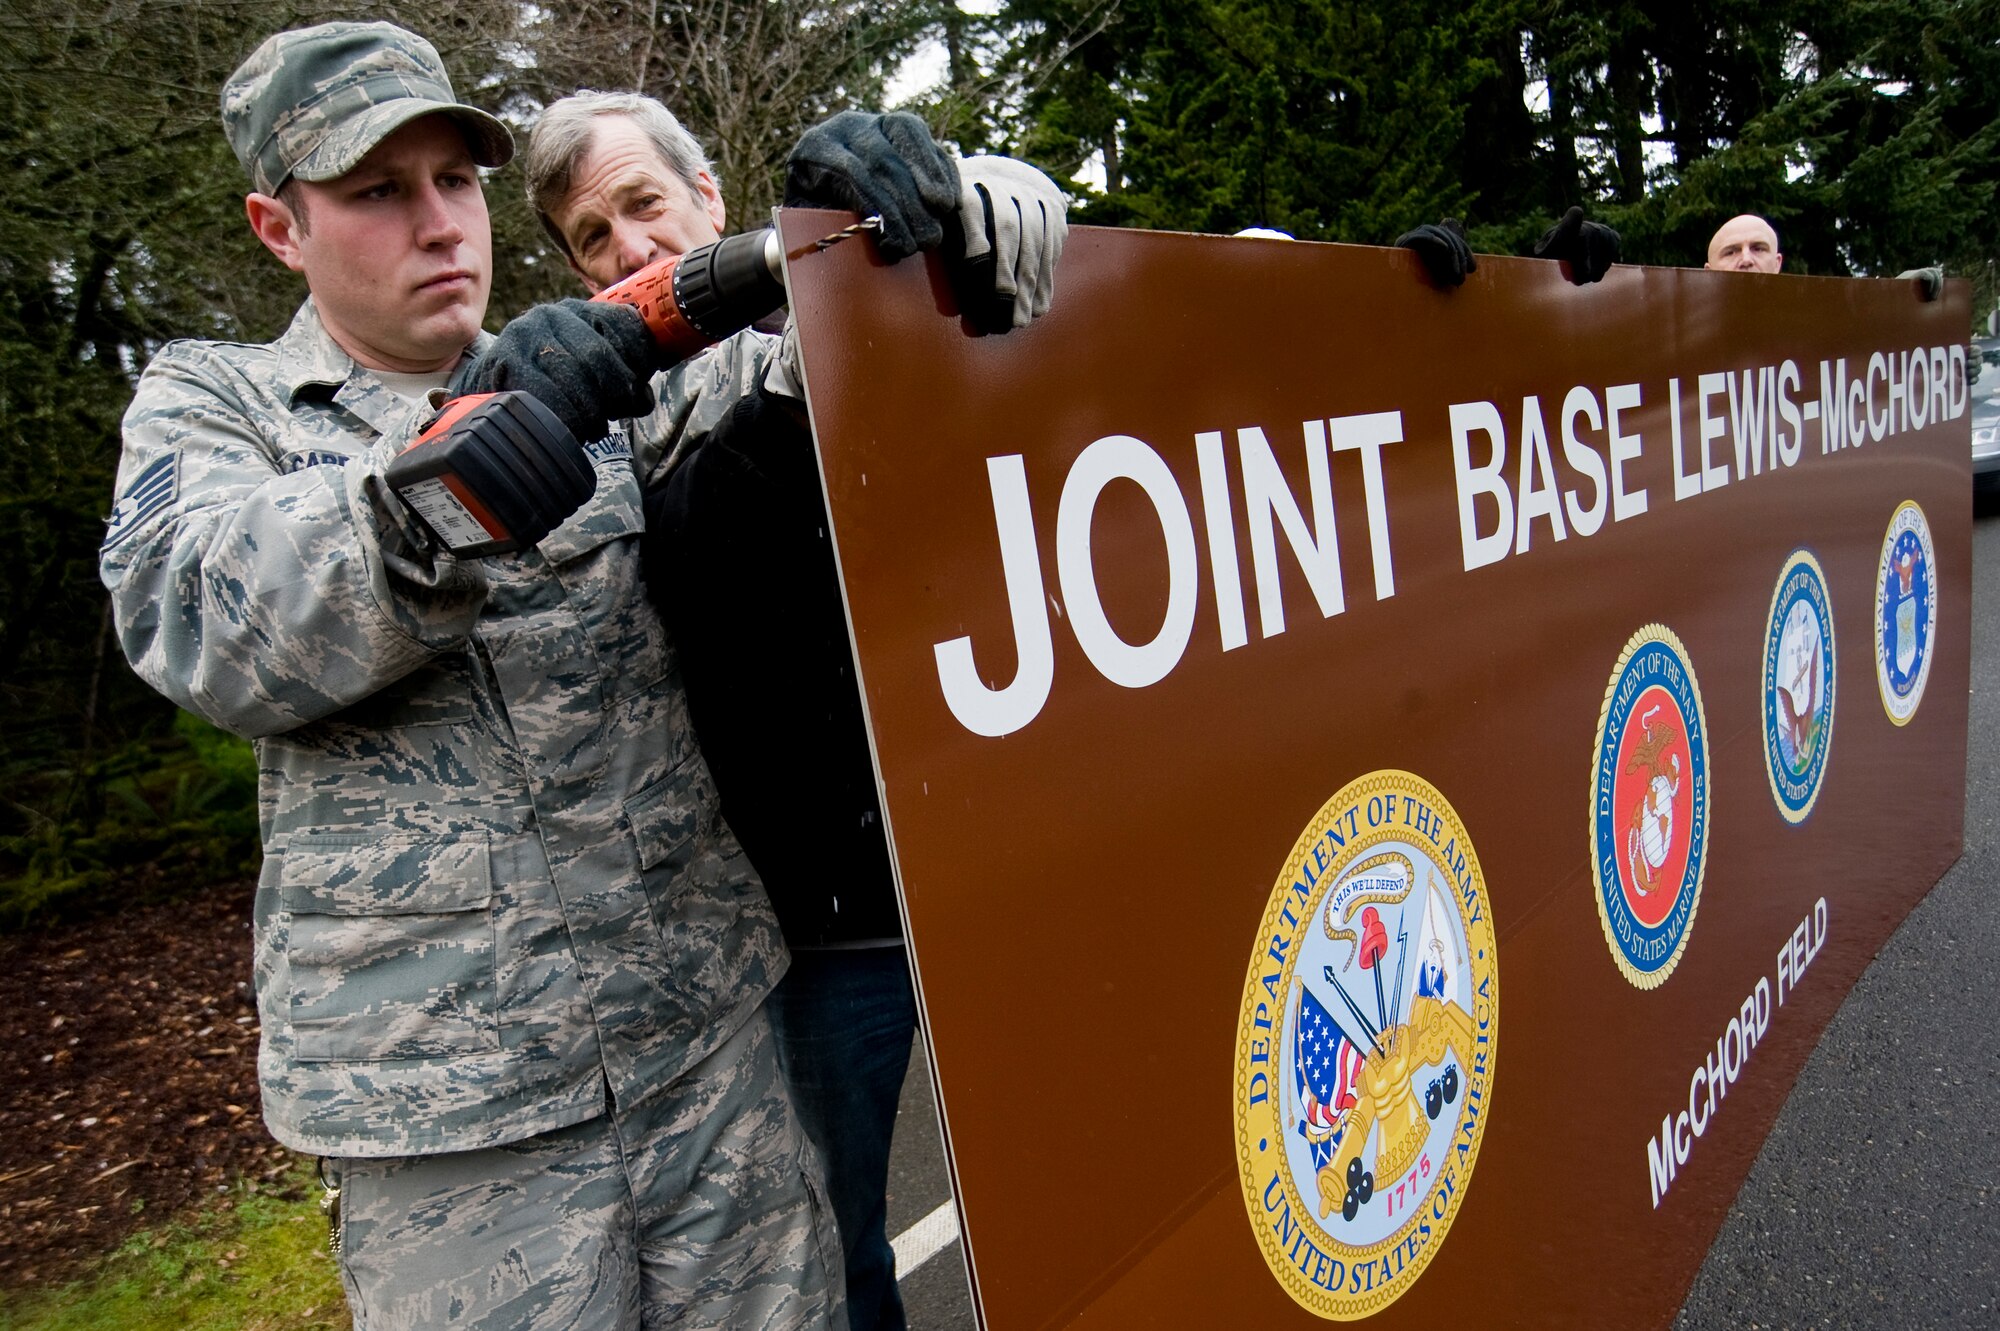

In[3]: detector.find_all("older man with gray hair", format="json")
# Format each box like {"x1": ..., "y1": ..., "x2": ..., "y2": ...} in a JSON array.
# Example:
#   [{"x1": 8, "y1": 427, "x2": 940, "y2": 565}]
[
  {"x1": 522, "y1": 91, "x2": 1067, "y2": 1331},
  {"x1": 526, "y1": 91, "x2": 1062, "y2": 328}
]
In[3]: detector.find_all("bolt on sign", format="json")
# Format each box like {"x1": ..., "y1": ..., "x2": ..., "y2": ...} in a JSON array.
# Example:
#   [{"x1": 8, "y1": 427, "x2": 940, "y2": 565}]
[{"x1": 776, "y1": 210, "x2": 1970, "y2": 1329}]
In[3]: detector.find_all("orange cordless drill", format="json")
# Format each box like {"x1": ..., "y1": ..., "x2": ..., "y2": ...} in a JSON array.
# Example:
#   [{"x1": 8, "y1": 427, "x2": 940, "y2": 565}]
[{"x1": 387, "y1": 230, "x2": 787, "y2": 556}]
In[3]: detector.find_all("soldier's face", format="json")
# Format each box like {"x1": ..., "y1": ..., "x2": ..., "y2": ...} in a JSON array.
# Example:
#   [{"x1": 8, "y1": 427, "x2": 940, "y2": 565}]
[
  {"x1": 552, "y1": 116, "x2": 726, "y2": 292},
  {"x1": 1705, "y1": 216, "x2": 1782, "y2": 274},
  {"x1": 259, "y1": 116, "x2": 493, "y2": 372}
]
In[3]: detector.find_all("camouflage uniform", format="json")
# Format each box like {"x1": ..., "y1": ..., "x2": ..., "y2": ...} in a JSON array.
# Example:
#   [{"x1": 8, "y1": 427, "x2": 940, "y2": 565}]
[
  {"x1": 98, "y1": 20, "x2": 841, "y2": 1328},
  {"x1": 335, "y1": 1006, "x2": 829, "y2": 1328},
  {"x1": 103, "y1": 293, "x2": 839, "y2": 1328}
]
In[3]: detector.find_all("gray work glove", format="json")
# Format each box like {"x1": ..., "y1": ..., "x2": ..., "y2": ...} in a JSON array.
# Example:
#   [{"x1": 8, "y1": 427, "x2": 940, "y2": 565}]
[
  {"x1": 1897, "y1": 266, "x2": 1945, "y2": 301},
  {"x1": 951, "y1": 155, "x2": 1068, "y2": 330},
  {"x1": 785, "y1": 111, "x2": 961, "y2": 261}
]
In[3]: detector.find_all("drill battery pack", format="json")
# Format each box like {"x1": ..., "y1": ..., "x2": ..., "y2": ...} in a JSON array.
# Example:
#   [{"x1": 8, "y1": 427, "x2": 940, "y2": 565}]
[{"x1": 385, "y1": 391, "x2": 585, "y2": 557}]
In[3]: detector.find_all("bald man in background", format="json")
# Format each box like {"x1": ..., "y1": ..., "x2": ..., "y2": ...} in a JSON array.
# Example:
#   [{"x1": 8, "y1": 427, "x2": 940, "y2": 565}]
[
  {"x1": 1706, "y1": 214, "x2": 1783, "y2": 273},
  {"x1": 1705, "y1": 211, "x2": 1944, "y2": 299}
]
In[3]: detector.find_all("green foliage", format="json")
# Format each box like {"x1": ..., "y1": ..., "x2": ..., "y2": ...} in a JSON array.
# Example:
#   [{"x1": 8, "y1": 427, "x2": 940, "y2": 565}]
[
  {"x1": 0, "y1": 1166, "x2": 344, "y2": 1331},
  {"x1": 1094, "y1": 0, "x2": 1521, "y2": 240},
  {"x1": 972, "y1": 0, "x2": 1998, "y2": 311},
  {"x1": 1547, "y1": 0, "x2": 2000, "y2": 301},
  {"x1": 0, "y1": 714, "x2": 260, "y2": 928}
]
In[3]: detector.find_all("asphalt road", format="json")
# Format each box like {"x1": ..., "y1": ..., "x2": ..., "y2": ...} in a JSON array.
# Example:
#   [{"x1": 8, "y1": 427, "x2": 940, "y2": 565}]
[{"x1": 882, "y1": 500, "x2": 2000, "y2": 1331}]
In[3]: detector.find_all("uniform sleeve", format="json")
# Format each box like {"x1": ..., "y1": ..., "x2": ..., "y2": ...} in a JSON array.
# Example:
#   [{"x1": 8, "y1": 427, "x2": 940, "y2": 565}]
[
  {"x1": 628, "y1": 328, "x2": 778, "y2": 486},
  {"x1": 99, "y1": 342, "x2": 488, "y2": 739},
  {"x1": 640, "y1": 394, "x2": 816, "y2": 914}
]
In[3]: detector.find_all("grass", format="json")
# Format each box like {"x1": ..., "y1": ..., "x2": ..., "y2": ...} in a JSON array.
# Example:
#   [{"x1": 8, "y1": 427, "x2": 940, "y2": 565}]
[{"x1": 0, "y1": 1168, "x2": 347, "y2": 1331}]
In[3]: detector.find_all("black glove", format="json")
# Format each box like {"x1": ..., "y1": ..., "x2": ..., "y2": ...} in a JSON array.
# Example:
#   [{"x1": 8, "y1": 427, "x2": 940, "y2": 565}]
[
  {"x1": 450, "y1": 299, "x2": 657, "y2": 444},
  {"x1": 388, "y1": 392, "x2": 598, "y2": 557},
  {"x1": 1533, "y1": 206, "x2": 1621, "y2": 284},
  {"x1": 785, "y1": 111, "x2": 961, "y2": 261},
  {"x1": 1396, "y1": 219, "x2": 1477, "y2": 288}
]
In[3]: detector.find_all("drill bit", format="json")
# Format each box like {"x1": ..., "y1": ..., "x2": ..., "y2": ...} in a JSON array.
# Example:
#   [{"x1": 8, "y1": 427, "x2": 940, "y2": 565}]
[
  {"x1": 782, "y1": 215, "x2": 884, "y2": 263},
  {"x1": 814, "y1": 215, "x2": 883, "y2": 250}
]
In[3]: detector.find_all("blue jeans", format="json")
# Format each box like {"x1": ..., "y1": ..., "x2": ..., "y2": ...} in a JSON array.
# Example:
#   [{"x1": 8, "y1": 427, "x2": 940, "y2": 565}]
[{"x1": 767, "y1": 946, "x2": 918, "y2": 1331}]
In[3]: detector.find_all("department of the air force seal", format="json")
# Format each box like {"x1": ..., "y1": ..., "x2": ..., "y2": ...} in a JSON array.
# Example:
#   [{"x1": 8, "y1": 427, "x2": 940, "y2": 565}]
[
  {"x1": 1233, "y1": 771, "x2": 1497, "y2": 1320},
  {"x1": 1874, "y1": 500, "x2": 1936, "y2": 726},
  {"x1": 1591, "y1": 625, "x2": 1710, "y2": 989},
  {"x1": 1762, "y1": 550, "x2": 1835, "y2": 824}
]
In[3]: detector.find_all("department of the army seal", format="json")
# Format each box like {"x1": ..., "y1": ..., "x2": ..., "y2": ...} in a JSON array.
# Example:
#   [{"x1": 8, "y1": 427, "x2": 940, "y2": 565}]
[
  {"x1": 1874, "y1": 500, "x2": 1936, "y2": 726},
  {"x1": 1761, "y1": 549, "x2": 1835, "y2": 824},
  {"x1": 1591, "y1": 625, "x2": 1709, "y2": 989},
  {"x1": 1233, "y1": 771, "x2": 1497, "y2": 1320}
]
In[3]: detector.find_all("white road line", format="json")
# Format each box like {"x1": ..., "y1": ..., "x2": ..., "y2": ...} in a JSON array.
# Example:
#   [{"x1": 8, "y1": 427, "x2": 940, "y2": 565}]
[{"x1": 891, "y1": 1199, "x2": 960, "y2": 1279}]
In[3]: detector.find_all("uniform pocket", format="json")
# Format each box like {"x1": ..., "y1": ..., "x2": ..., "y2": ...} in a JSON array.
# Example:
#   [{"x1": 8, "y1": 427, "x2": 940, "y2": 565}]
[
  {"x1": 542, "y1": 463, "x2": 674, "y2": 705},
  {"x1": 624, "y1": 749, "x2": 724, "y2": 934},
  {"x1": 534, "y1": 440, "x2": 642, "y2": 568},
  {"x1": 280, "y1": 833, "x2": 499, "y2": 1063},
  {"x1": 625, "y1": 750, "x2": 721, "y2": 873}
]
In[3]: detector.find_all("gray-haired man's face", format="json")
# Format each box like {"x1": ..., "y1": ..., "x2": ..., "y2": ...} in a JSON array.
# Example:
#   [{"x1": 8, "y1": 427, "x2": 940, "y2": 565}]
[{"x1": 549, "y1": 116, "x2": 727, "y2": 292}]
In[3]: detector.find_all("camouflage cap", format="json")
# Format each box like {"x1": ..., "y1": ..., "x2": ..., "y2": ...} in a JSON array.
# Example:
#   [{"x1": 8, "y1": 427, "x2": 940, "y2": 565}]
[{"x1": 222, "y1": 21, "x2": 513, "y2": 196}]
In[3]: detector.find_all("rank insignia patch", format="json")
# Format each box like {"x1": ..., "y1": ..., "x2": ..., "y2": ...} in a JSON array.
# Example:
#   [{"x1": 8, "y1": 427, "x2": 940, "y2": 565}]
[
  {"x1": 1762, "y1": 550, "x2": 1835, "y2": 824},
  {"x1": 1591, "y1": 625, "x2": 1710, "y2": 989},
  {"x1": 1874, "y1": 500, "x2": 1936, "y2": 726},
  {"x1": 101, "y1": 453, "x2": 178, "y2": 550},
  {"x1": 1233, "y1": 770, "x2": 1497, "y2": 1319}
]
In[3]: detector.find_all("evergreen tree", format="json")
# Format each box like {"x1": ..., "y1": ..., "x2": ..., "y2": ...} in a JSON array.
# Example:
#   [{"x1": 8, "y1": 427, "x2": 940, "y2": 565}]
[
  {"x1": 1073, "y1": 0, "x2": 1525, "y2": 240},
  {"x1": 979, "y1": 0, "x2": 1998, "y2": 297}
]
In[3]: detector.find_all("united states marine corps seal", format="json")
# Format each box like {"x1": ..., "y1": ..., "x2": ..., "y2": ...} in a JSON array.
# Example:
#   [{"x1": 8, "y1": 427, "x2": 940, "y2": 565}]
[
  {"x1": 1591, "y1": 625, "x2": 1709, "y2": 989},
  {"x1": 1874, "y1": 500, "x2": 1936, "y2": 726},
  {"x1": 1233, "y1": 771, "x2": 1497, "y2": 1320},
  {"x1": 1762, "y1": 549, "x2": 1835, "y2": 824}
]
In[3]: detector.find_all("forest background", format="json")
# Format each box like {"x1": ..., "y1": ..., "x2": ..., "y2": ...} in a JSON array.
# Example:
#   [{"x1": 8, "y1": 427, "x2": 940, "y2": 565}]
[{"x1": 3, "y1": 0, "x2": 1997, "y2": 926}]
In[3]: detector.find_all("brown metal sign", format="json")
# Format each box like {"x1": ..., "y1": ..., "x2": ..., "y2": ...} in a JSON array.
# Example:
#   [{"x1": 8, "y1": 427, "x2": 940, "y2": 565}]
[{"x1": 777, "y1": 209, "x2": 1970, "y2": 1329}]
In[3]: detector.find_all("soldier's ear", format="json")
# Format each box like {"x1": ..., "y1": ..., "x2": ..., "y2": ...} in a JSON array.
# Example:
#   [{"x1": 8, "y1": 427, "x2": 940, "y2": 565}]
[{"x1": 246, "y1": 192, "x2": 307, "y2": 272}]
